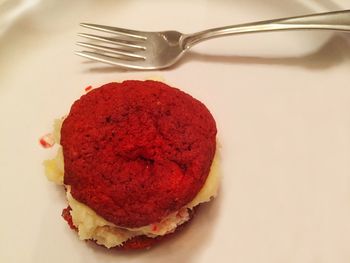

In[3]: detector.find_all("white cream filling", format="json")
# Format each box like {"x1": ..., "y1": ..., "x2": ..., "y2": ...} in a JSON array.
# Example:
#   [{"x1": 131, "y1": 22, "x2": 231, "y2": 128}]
[{"x1": 44, "y1": 119, "x2": 219, "y2": 248}]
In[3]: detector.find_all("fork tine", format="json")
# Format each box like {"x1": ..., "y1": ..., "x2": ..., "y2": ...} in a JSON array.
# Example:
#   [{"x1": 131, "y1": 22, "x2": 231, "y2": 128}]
[
  {"x1": 80, "y1": 23, "x2": 147, "y2": 40},
  {"x1": 78, "y1": 33, "x2": 146, "y2": 50},
  {"x1": 77, "y1": 42, "x2": 145, "y2": 60},
  {"x1": 75, "y1": 51, "x2": 147, "y2": 70}
]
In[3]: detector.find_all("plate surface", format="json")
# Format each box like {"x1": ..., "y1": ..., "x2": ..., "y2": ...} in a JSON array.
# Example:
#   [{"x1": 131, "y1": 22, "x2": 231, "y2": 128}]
[{"x1": 1, "y1": 0, "x2": 350, "y2": 262}]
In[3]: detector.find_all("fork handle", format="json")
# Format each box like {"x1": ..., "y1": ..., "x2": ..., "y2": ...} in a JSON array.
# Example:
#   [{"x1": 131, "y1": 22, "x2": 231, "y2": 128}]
[{"x1": 182, "y1": 10, "x2": 350, "y2": 49}]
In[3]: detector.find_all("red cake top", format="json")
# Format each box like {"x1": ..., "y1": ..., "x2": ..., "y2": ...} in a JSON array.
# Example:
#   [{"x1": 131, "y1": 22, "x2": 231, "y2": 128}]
[{"x1": 61, "y1": 80, "x2": 217, "y2": 228}]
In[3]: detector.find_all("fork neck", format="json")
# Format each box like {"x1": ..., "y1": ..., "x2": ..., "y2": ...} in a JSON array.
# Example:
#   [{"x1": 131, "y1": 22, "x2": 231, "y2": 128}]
[{"x1": 181, "y1": 9, "x2": 350, "y2": 49}]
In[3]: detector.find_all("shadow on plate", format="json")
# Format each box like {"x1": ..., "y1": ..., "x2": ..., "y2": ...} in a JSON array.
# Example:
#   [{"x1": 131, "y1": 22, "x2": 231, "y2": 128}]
[
  {"x1": 313, "y1": 0, "x2": 343, "y2": 10},
  {"x1": 218, "y1": 0, "x2": 343, "y2": 13}
]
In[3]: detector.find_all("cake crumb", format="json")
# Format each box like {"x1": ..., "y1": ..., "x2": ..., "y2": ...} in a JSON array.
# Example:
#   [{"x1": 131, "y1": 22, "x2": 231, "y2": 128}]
[
  {"x1": 39, "y1": 133, "x2": 55, "y2": 148},
  {"x1": 85, "y1": 85, "x2": 93, "y2": 92}
]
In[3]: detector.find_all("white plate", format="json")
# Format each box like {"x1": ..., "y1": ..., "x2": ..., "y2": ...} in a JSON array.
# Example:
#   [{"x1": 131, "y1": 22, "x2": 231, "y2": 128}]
[{"x1": 1, "y1": 0, "x2": 350, "y2": 262}]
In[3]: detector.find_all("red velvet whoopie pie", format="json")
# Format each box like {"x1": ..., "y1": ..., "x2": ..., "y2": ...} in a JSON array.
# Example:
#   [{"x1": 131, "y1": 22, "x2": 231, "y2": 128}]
[{"x1": 59, "y1": 80, "x2": 217, "y2": 249}]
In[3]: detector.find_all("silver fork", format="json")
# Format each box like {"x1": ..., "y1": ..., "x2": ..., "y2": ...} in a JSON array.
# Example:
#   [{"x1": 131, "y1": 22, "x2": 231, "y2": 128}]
[{"x1": 76, "y1": 10, "x2": 350, "y2": 70}]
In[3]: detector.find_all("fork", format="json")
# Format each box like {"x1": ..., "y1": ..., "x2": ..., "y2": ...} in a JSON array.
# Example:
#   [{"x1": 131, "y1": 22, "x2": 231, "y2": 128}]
[{"x1": 76, "y1": 10, "x2": 350, "y2": 70}]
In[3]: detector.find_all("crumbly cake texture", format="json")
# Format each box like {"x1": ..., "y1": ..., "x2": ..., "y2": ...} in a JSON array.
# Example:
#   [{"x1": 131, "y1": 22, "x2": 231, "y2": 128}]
[{"x1": 61, "y1": 80, "x2": 217, "y2": 228}]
